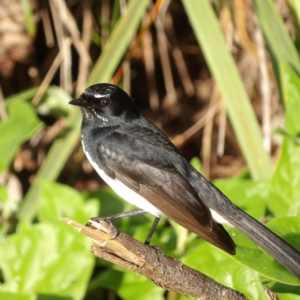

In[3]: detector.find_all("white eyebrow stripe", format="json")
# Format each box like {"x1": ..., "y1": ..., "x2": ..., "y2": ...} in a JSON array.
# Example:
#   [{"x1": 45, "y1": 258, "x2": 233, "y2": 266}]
[{"x1": 94, "y1": 94, "x2": 110, "y2": 98}]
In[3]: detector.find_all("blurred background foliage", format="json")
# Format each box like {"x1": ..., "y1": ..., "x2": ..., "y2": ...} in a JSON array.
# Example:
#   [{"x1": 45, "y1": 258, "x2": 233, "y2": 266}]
[{"x1": 1, "y1": 0, "x2": 300, "y2": 299}]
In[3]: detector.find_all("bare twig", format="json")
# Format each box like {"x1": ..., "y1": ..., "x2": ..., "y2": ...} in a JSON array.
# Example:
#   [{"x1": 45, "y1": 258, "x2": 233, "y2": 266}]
[{"x1": 61, "y1": 218, "x2": 247, "y2": 300}]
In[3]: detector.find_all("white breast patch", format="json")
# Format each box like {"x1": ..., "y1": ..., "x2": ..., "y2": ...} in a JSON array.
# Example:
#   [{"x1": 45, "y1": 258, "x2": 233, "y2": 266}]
[{"x1": 82, "y1": 140, "x2": 163, "y2": 217}]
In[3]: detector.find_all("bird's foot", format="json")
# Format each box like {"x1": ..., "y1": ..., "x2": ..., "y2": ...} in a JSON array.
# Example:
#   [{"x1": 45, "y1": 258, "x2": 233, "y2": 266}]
[{"x1": 86, "y1": 217, "x2": 118, "y2": 239}]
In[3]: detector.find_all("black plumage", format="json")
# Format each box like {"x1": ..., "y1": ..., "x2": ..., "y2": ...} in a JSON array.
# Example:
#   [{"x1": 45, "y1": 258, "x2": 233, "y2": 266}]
[{"x1": 70, "y1": 83, "x2": 300, "y2": 277}]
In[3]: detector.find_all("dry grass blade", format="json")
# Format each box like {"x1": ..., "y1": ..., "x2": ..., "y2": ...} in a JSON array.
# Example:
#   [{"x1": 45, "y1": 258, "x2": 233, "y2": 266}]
[
  {"x1": 155, "y1": 0, "x2": 177, "y2": 105},
  {"x1": 254, "y1": 17, "x2": 271, "y2": 153},
  {"x1": 202, "y1": 86, "x2": 220, "y2": 179},
  {"x1": 31, "y1": 38, "x2": 72, "y2": 106},
  {"x1": 165, "y1": 12, "x2": 195, "y2": 97},
  {"x1": 52, "y1": 0, "x2": 91, "y2": 66},
  {"x1": 143, "y1": 14, "x2": 159, "y2": 110},
  {"x1": 171, "y1": 101, "x2": 223, "y2": 147},
  {"x1": 75, "y1": 1, "x2": 93, "y2": 97}
]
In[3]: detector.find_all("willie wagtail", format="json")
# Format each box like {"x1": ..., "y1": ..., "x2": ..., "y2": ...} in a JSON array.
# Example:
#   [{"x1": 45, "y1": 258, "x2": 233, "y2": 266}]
[{"x1": 70, "y1": 83, "x2": 300, "y2": 278}]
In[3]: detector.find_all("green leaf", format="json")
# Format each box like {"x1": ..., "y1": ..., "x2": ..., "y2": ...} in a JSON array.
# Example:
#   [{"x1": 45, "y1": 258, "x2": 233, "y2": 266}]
[
  {"x1": 214, "y1": 179, "x2": 268, "y2": 220},
  {"x1": 181, "y1": 0, "x2": 272, "y2": 180},
  {"x1": 277, "y1": 294, "x2": 300, "y2": 300},
  {"x1": 228, "y1": 228, "x2": 300, "y2": 285},
  {"x1": 269, "y1": 139, "x2": 300, "y2": 216},
  {"x1": 0, "y1": 291, "x2": 35, "y2": 300},
  {"x1": 38, "y1": 180, "x2": 99, "y2": 224},
  {"x1": 0, "y1": 102, "x2": 43, "y2": 172},
  {"x1": 0, "y1": 223, "x2": 94, "y2": 300},
  {"x1": 37, "y1": 86, "x2": 72, "y2": 117},
  {"x1": 91, "y1": 269, "x2": 164, "y2": 300},
  {"x1": 267, "y1": 217, "x2": 300, "y2": 256},
  {"x1": 190, "y1": 157, "x2": 202, "y2": 174},
  {"x1": 268, "y1": 280, "x2": 300, "y2": 297},
  {"x1": 118, "y1": 271, "x2": 164, "y2": 300},
  {"x1": 182, "y1": 242, "x2": 266, "y2": 299}
]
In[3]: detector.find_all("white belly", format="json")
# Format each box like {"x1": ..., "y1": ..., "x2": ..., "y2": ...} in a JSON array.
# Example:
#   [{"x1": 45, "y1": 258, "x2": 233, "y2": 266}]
[{"x1": 82, "y1": 141, "x2": 163, "y2": 217}]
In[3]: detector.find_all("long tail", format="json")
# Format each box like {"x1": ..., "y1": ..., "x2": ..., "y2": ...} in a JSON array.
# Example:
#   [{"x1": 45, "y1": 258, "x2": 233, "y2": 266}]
[
  {"x1": 223, "y1": 204, "x2": 300, "y2": 278},
  {"x1": 189, "y1": 169, "x2": 300, "y2": 278}
]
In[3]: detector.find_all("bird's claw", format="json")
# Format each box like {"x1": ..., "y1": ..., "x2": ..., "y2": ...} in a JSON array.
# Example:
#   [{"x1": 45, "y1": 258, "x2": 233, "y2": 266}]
[{"x1": 86, "y1": 217, "x2": 118, "y2": 239}]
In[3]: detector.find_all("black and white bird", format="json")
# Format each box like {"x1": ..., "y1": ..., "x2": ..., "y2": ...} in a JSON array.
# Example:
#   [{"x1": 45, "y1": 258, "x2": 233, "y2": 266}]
[{"x1": 70, "y1": 83, "x2": 300, "y2": 278}]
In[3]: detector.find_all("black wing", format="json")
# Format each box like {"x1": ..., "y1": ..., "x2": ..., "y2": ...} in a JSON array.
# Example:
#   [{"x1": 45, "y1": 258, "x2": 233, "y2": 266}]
[{"x1": 97, "y1": 122, "x2": 236, "y2": 254}]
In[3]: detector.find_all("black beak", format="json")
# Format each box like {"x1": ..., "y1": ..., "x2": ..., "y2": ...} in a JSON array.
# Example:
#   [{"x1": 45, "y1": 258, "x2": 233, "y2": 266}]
[{"x1": 69, "y1": 98, "x2": 87, "y2": 107}]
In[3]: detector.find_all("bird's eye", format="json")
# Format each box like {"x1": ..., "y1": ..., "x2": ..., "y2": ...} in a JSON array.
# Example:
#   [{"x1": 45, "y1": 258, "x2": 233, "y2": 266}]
[{"x1": 100, "y1": 97, "x2": 111, "y2": 107}]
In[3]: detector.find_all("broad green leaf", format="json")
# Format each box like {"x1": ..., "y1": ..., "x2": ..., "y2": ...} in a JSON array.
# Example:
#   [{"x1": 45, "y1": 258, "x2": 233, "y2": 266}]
[
  {"x1": 267, "y1": 217, "x2": 300, "y2": 255},
  {"x1": 0, "y1": 223, "x2": 94, "y2": 300},
  {"x1": 87, "y1": 268, "x2": 123, "y2": 294},
  {"x1": 182, "y1": 242, "x2": 266, "y2": 300},
  {"x1": 0, "y1": 102, "x2": 43, "y2": 172},
  {"x1": 269, "y1": 139, "x2": 300, "y2": 216},
  {"x1": 118, "y1": 271, "x2": 164, "y2": 300},
  {"x1": 214, "y1": 179, "x2": 268, "y2": 220},
  {"x1": 268, "y1": 280, "x2": 300, "y2": 297},
  {"x1": 182, "y1": 0, "x2": 272, "y2": 180},
  {"x1": 277, "y1": 294, "x2": 300, "y2": 300},
  {"x1": 0, "y1": 291, "x2": 35, "y2": 300},
  {"x1": 228, "y1": 226, "x2": 300, "y2": 285},
  {"x1": 38, "y1": 180, "x2": 99, "y2": 224},
  {"x1": 90, "y1": 269, "x2": 164, "y2": 300}
]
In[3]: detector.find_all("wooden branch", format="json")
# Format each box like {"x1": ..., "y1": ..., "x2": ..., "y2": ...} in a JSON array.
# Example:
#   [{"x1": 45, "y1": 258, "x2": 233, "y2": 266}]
[{"x1": 61, "y1": 218, "x2": 247, "y2": 300}]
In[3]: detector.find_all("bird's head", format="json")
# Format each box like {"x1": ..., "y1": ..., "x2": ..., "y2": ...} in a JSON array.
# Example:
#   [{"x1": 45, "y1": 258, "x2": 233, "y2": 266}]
[{"x1": 69, "y1": 83, "x2": 140, "y2": 125}]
